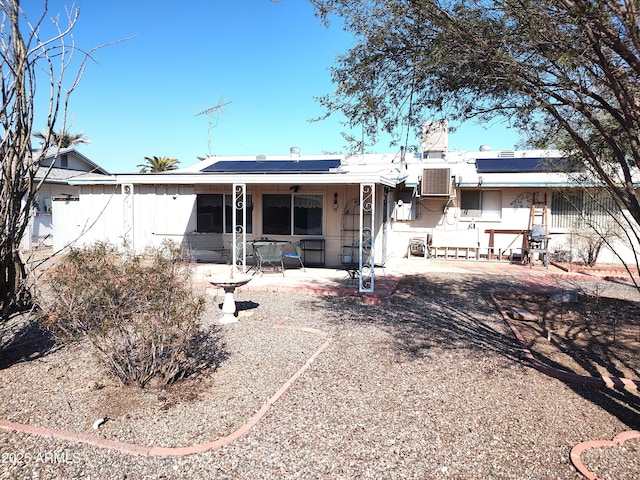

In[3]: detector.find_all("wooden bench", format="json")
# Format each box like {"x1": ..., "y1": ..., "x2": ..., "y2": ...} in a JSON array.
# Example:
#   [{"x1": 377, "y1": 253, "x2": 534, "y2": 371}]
[{"x1": 430, "y1": 230, "x2": 480, "y2": 260}]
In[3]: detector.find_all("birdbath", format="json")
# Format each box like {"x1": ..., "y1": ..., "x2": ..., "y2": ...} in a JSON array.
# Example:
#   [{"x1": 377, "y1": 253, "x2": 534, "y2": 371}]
[{"x1": 206, "y1": 272, "x2": 252, "y2": 324}]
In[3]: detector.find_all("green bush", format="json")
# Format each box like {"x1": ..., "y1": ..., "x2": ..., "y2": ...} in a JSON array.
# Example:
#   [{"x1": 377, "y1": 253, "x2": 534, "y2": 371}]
[{"x1": 39, "y1": 241, "x2": 218, "y2": 389}]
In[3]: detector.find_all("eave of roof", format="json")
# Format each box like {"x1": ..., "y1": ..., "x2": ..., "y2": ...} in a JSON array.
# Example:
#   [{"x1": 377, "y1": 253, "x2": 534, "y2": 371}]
[
  {"x1": 37, "y1": 168, "x2": 113, "y2": 184},
  {"x1": 69, "y1": 170, "x2": 403, "y2": 186},
  {"x1": 457, "y1": 171, "x2": 595, "y2": 187}
]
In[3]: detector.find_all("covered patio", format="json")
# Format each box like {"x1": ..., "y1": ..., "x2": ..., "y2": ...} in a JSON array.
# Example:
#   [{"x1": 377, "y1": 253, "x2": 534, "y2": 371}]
[{"x1": 68, "y1": 154, "x2": 406, "y2": 294}]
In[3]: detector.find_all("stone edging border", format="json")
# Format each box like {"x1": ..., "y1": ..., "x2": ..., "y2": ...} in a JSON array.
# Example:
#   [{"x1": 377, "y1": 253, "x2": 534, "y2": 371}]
[
  {"x1": 0, "y1": 318, "x2": 330, "y2": 457},
  {"x1": 569, "y1": 430, "x2": 640, "y2": 480},
  {"x1": 490, "y1": 292, "x2": 640, "y2": 479},
  {"x1": 489, "y1": 292, "x2": 640, "y2": 392}
]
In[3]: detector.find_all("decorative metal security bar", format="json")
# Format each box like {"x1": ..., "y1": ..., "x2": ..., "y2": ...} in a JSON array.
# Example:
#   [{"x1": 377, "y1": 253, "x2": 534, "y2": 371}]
[
  {"x1": 359, "y1": 183, "x2": 375, "y2": 292},
  {"x1": 122, "y1": 184, "x2": 134, "y2": 253},
  {"x1": 232, "y1": 183, "x2": 247, "y2": 273}
]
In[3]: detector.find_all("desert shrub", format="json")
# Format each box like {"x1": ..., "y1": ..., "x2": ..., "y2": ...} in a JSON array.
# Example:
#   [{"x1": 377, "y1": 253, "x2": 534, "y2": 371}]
[
  {"x1": 39, "y1": 241, "x2": 215, "y2": 388},
  {"x1": 565, "y1": 218, "x2": 623, "y2": 267}
]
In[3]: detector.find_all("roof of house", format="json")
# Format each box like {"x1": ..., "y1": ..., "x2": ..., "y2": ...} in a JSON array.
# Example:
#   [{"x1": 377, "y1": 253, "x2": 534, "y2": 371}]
[
  {"x1": 68, "y1": 148, "x2": 586, "y2": 188},
  {"x1": 70, "y1": 153, "x2": 410, "y2": 187}
]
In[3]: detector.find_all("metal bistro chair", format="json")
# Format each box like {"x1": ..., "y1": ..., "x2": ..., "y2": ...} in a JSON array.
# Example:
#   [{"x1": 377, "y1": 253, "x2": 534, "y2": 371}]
[
  {"x1": 281, "y1": 241, "x2": 306, "y2": 271},
  {"x1": 230, "y1": 241, "x2": 255, "y2": 273},
  {"x1": 339, "y1": 242, "x2": 361, "y2": 285},
  {"x1": 340, "y1": 240, "x2": 385, "y2": 286},
  {"x1": 253, "y1": 241, "x2": 285, "y2": 276}
]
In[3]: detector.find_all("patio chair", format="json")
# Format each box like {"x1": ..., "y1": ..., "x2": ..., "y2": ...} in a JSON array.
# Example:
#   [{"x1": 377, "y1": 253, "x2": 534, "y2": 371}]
[
  {"x1": 339, "y1": 240, "x2": 385, "y2": 285},
  {"x1": 229, "y1": 241, "x2": 255, "y2": 272},
  {"x1": 253, "y1": 241, "x2": 285, "y2": 276},
  {"x1": 281, "y1": 241, "x2": 306, "y2": 271}
]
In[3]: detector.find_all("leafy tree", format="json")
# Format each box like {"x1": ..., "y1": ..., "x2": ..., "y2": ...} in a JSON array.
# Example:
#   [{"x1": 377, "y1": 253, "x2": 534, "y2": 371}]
[
  {"x1": 137, "y1": 156, "x2": 180, "y2": 173},
  {"x1": 310, "y1": 0, "x2": 640, "y2": 228},
  {"x1": 33, "y1": 128, "x2": 90, "y2": 148}
]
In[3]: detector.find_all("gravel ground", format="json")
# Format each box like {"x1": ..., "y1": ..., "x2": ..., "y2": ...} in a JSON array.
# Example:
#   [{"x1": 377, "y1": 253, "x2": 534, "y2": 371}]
[{"x1": 0, "y1": 272, "x2": 639, "y2": 479}]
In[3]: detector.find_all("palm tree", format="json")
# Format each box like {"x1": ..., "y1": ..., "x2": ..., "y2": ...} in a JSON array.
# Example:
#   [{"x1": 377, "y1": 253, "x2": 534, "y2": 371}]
[
  {"x1": 33, "y1": 128, "x2": 90, "y2": 148},
  {"x1": 137, "y1": 156, "x2": 180, "y2": 173}
]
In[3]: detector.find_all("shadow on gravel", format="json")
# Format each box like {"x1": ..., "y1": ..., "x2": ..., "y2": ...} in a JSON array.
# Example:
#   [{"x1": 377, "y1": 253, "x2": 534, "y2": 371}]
[
  {"x1": 313, "y1": 274, "x2": 640, "y2": 429},
  {"x1": 510, "y1": 340, "x2": 640, "y2": 429},
  {"x1": 569, "y1": 384, "x2": 640, "y2": 430},
  {"x1": 0, "y1": 311, "x2": 56, "y2": 369},
  {"x1": 191, "y1": 325, "x2": 229, "y2": 378},
  {"x1": 232, "y1": 300, "x2": 260, "y2": 314},
  {"x1": 317, "y1": 274, "x2": 524, "y2": 363}
]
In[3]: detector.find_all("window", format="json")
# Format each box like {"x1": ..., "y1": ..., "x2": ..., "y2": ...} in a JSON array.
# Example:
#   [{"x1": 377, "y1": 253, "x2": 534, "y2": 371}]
[
  {"x1": 460, "y1": 190, "x2": 481, "y2": 217},
  {"x1": 262, "y1": 194, "x2": 323, "y2": 236},
  {"x1": 460, "y1": 190, "x2": 501, "y2": 218},
  {"x1": 294, "y1": 194, "x2": 323, "y2": 235},
  {"x1": 262, "y1": 194, "x2": 291, "y2": 235},
  {"x1": 551, "y1": 189, "x2": 617, "y2": 229},
  {"x1": 196, "y1": 194, "x2": 252, "y2": 233}
]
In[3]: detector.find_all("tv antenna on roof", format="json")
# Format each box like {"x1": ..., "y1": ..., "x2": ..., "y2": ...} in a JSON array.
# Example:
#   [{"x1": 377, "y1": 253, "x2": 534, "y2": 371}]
[{"x1": 196, "y1": 95, "x2": 232, "y2": 156}]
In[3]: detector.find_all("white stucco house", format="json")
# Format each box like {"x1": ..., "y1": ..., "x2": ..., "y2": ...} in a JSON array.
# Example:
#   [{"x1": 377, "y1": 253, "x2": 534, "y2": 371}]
[{"x1": 57, "y1": 124, "x2": 636, "y2": 291}]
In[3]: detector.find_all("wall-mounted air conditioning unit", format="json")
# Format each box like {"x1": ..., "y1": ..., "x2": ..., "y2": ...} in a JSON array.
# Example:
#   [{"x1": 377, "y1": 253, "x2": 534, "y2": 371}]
[{"x1": 420, "y1": 168, "x2": 452, "y2": 196}]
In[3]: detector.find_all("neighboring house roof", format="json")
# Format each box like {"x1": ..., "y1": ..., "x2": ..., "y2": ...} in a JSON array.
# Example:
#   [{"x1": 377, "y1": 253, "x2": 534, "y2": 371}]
[
  {"x1": 38, "y1": 168, "x2": 114, "y2": 184},
  {"x1": 34, "y1": 147, "x2": 110, "y2": 183}
]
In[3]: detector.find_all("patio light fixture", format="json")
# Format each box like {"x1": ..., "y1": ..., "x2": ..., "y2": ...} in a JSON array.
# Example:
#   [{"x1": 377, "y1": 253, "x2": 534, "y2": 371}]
[{"x1": 333, "y1": 193, "x2": 339, "y2": 211}]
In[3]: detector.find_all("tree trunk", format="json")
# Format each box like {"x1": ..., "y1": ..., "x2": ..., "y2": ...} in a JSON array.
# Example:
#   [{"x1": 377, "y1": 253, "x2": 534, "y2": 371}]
[{"x1": 0, "y1": 244, "x2": 30, "y2": 318}]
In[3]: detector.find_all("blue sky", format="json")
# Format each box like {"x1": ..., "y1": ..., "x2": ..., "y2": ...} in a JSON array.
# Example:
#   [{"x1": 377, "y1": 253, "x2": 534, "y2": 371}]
[{"x1": 30, "y1": 1, "x2": 520, "y2": 173}]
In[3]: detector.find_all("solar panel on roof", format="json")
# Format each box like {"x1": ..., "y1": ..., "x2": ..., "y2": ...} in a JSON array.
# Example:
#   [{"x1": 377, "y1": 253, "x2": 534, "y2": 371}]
[
  {"x1": 475, "y1": 158, "x2": 569, "y2": 173},
  {"x1": 201, "y1": 159, "x2": 341, "y2": 173}
]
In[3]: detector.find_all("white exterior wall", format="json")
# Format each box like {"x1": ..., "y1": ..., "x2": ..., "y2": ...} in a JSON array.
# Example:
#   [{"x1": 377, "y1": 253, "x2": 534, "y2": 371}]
[
  {"x1": 61, "y1": 146, "x2": 640, "y2": 268},
  {"x1": 64, "y1": 183, "x2": 392, "y2": 267},
  {"x1": 74, "y1": 184, "x2": 124, "y2": 248},
  {"x1": 32, "y1": 184, "x2": 64, "y2": 246},
  {"x1": 64, "y1": 181, "x2": 640, "y2": 266},
  {"x1": 386, "y1": 185, "x2": 640, "y2": 263},
  {"x1": 135, "y1": 184, "x2": 196, "y2": 251}
]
